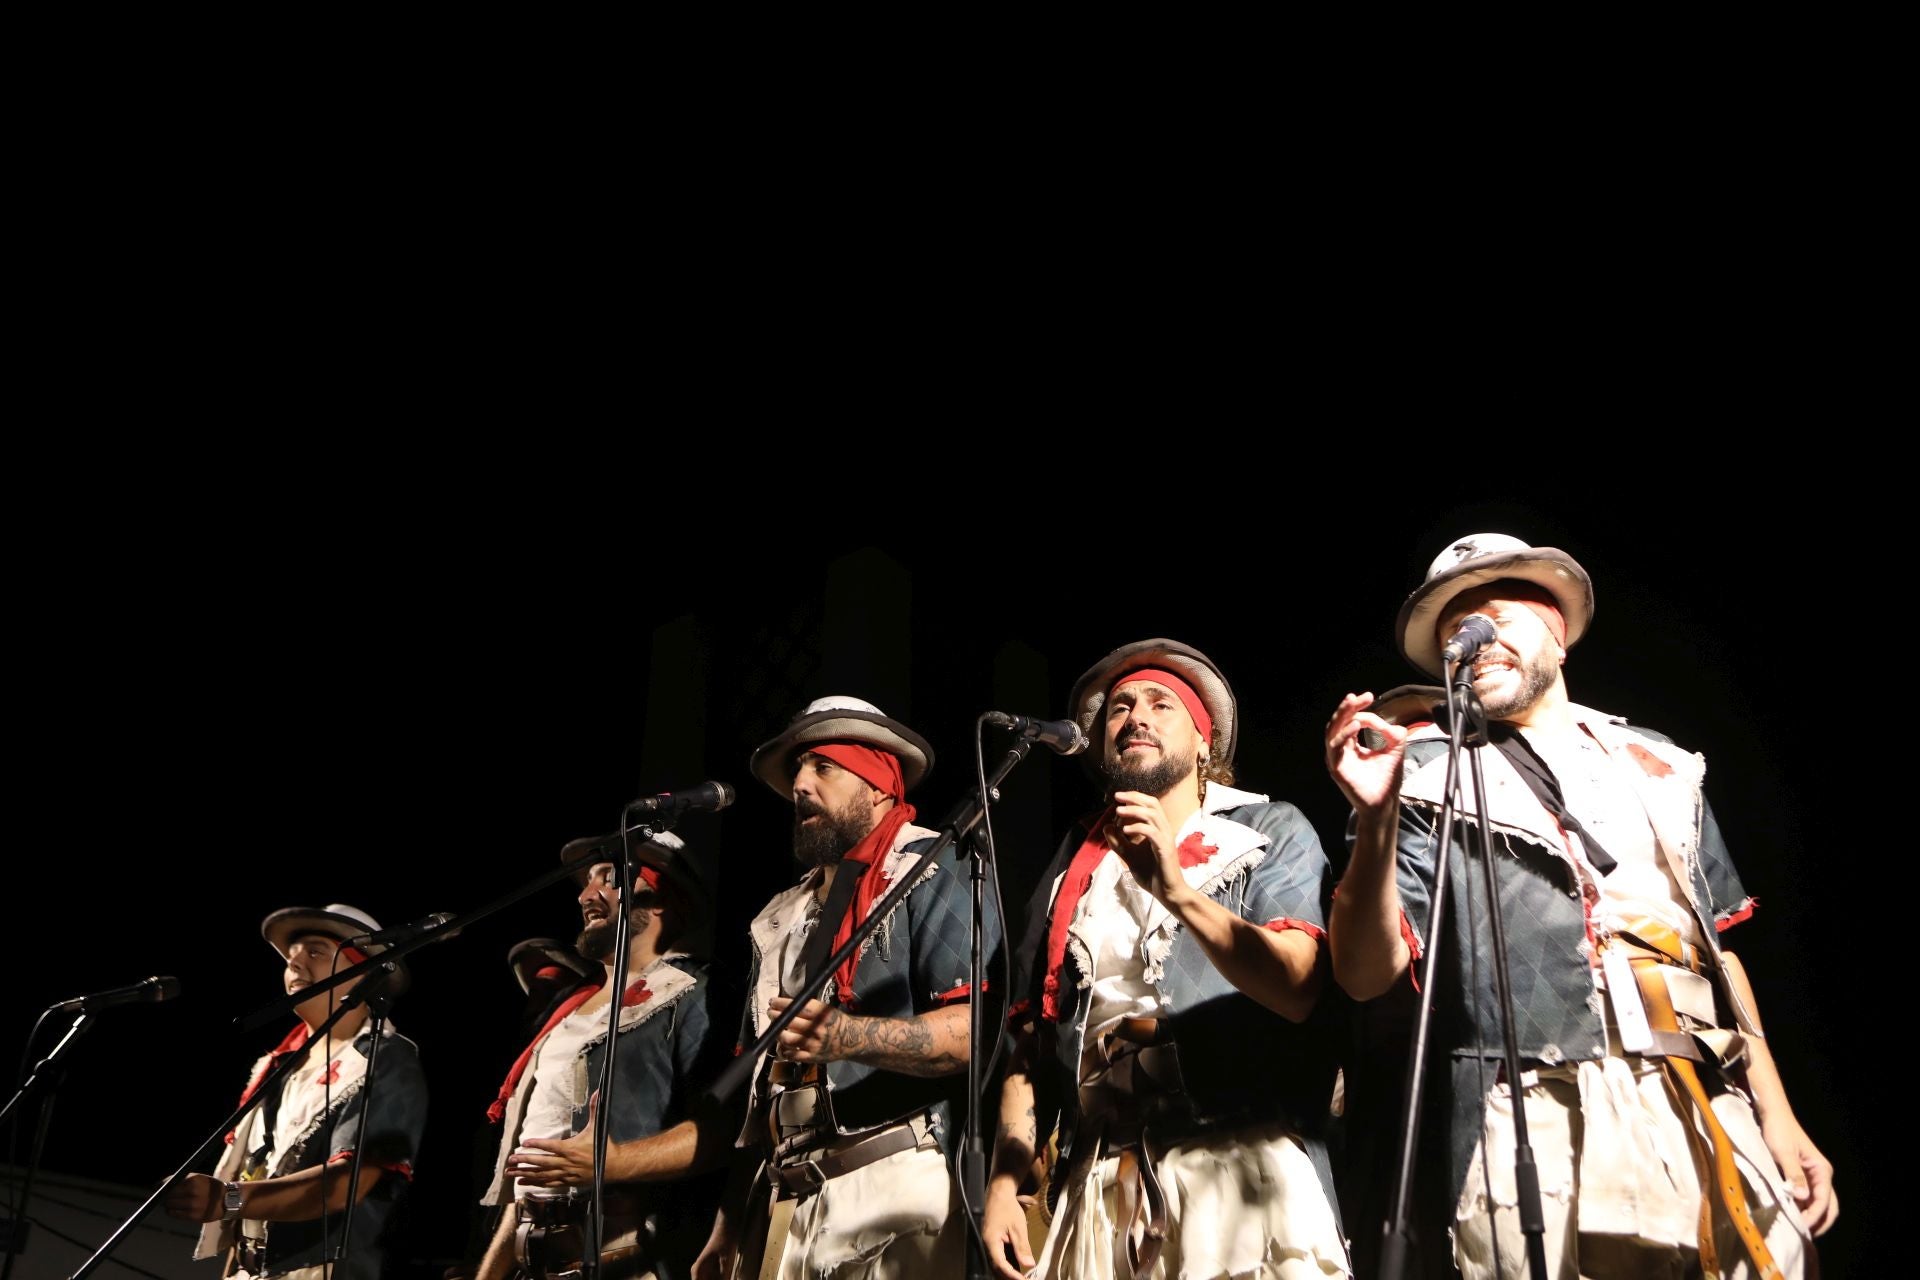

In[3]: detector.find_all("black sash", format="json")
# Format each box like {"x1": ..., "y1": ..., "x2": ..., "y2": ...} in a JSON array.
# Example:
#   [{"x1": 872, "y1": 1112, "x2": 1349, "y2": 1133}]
[
  {"x1": 1487, "y1": 726, "x2": 1619, "y2": 875},
  {"x1": 796, "y1": 857, "x2": 871, "y2": 992}
]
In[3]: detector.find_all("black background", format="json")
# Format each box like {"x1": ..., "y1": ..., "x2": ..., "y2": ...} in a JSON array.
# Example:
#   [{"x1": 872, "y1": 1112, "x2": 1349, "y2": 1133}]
[{"x1": 6, "y1": 475, "x2": 1887, "y2": 1278}]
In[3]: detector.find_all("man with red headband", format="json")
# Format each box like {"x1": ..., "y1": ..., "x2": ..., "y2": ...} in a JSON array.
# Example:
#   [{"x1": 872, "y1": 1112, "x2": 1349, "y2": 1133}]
[
  {"x1": 688, "y1": 694, "x2": 1002, "y2": 1280},
  {"x1": 1324, "y1": 533, "x2": 1837, "y2": 1279},
  {"x1": 510, "y1": 697, "x2": 1000, "y2": 1279},
  {"x1": 475, "y1": 830, "x2": 729, "y2": 1280},
  {"x1": 164, "y1": 902, "x2": 428, "y2": 1280},
  {"x1": 983, "y1": 640, "x2": 1351, "y2": 1280}
]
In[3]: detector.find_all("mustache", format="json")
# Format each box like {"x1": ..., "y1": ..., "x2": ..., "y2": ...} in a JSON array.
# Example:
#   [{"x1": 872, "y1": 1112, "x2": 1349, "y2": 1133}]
[{"x1": 794, "y1": 798, "x2": 829, "y2": 821}]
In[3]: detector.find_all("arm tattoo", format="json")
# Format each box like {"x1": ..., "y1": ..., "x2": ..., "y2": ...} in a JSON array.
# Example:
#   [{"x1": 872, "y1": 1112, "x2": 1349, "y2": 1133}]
[{"x1": 820, "y1": 1010, "x2": 966, "y2": 1077}]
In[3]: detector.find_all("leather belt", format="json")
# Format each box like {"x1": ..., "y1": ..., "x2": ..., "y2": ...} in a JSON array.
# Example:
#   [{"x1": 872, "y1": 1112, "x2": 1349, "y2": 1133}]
[
  {"x1": 768, "y1": 1116, "x2": 929, "y2": 1197},
  {"x1": 1628, "y1": 955, "x2": 1781, "y2": 1280},
  {"x1": 1611, "y1": 917, "x2": 1710, "y2": 975}
]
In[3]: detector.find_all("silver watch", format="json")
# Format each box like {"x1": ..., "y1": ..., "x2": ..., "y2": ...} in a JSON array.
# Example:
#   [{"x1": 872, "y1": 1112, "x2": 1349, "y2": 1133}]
[{"x1": 221, "y1": 1180, "x2": 245, "y2": 1222}]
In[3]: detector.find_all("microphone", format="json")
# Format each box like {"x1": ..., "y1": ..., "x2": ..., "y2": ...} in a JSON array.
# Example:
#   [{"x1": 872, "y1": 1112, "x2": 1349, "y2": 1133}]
[
  {"x1": 345, "y1": 913, "x2": 458, "y2": 948},
  {"x1": 984, "y1": 711, "x2": 1089, "y2": 756},
  {"x1": 627, "y1": 781, "x2": 737, "y2": 820},
  {"x1": 49, "y1": 975, "x2": 180, "y2": 1014},
  {"x1": 1440, "y1": 613, "x2": 1499, "y2": 665}
]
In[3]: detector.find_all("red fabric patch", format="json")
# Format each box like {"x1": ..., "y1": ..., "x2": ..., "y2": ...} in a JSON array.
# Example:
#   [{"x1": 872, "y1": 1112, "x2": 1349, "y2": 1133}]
[
  {"x1": 1625, "y1": 742, "x2": 1673, "y2": 777},
  {"x1": 327, "y1": 1151, "x2": 415, "y2": 1181},
  {"x1": 1717, "y1": 898, "x2": 1757, "y2": 931},
  {"x1": 316, "y1": 1059, "x2": 341, "y2": 1087},
  {"x1": 1400, "y1": 912, "x2": 1424, "y2": 993},
  {"x1": 621, "y1": 978, "x2": 653, "y2": 1007},
  {"x1": 1264, "y1": 917, "x2": 1326, "y2": 941},
  {"x1": 931, "y1": 980, "x2": 978, "y2": 1005},
  {"x1": 1176, "y1": 832, "x2": 1219, "y2": 868}
]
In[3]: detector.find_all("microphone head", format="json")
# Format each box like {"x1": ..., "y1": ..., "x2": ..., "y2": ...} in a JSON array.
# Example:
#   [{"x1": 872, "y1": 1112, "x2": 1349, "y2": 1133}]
[
  {"x1": 707, "y1": 781, "x2": 736, "y2": 811},
  {"x1": 149, "y1": 976, "x2": 181, "y2": 1002},
  {"x1": 1061, "y1": 722, "x2": 1090, "y2": 756}
]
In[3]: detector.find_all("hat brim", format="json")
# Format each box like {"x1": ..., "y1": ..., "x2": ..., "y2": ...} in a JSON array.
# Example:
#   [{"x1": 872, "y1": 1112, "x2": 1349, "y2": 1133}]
[
  {"x1": 1067, "y1": 639, "x2": 1237, "y2": 774},
  {"x1": 561, "y1": 832, "x2": 714, "y2": 920},
  {"x1": 1396, "y1": 548, "x2": 1593, "y2": 681},
  {"x1": 507, "y1": 938, "x2": 596, "y2": 995},
  {"x1": 749, "y1": 709, "x2": 934, "y2": 799},
  {"x1": 260, "y1": 907, "x2": 411, "y2": 999}
]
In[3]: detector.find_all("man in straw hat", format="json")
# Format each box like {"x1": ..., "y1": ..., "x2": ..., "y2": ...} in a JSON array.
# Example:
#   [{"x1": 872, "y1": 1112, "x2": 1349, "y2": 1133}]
[
  {"x1": 503, "y1": 696, "x2": 1003, "y2": 1280},
  {"x1": 702, "y1": 693, "x2": 1002, "y2": 1280},
  {"x1": 477, "y1": 829, "x2": 729, "y2": 1280},
  {"x1": 1324, "y1": 533, "x2": 1838, "y2": 1278},
  {"x1": 982, "y1": 639, "x2": 1351, "y2": 1280},
  {"x1": 163, "y1": 902, "x2": 428, "y2": 1280}
]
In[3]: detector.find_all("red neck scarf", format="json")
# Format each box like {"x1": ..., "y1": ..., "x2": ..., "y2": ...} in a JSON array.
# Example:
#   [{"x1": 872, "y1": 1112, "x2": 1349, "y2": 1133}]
[
  {"x1": 1038, "y1": 809, "x2": 1221, "y2": 1021},
  {"x1": 826, "y1": 799, "x2": 917, "y2": 1007},
  {"x1": 224, "y1": 1020, "x2": 312, "y2": 1144},
  {"x1": 1039, "y1": 808, "x2": 1117, "y2": 1021},
  {"x1": 485, "y1": 974, "x2": 653, "y2": 1123}
]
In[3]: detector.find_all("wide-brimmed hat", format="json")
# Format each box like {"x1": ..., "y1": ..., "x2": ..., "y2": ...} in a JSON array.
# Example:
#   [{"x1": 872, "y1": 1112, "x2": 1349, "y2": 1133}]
[
  {"x1": 1396, "y1": 533, "x2": 1594, "y2": 680},
  {"x1": 1067, "y1": 638, "x2": 1237, "y2": 769},
  {"x1": 260, "y1": 902, "x2": 411, "y2": 998},
  {"x1": 748, "y1": 695, "x2": 934, "y2": 799},
  {"x1": 559, "y1": 828, "x2": 712, "y2": 922},
  {"x1": 507, "y1": 937, "x2": 597, "y2": 996}
]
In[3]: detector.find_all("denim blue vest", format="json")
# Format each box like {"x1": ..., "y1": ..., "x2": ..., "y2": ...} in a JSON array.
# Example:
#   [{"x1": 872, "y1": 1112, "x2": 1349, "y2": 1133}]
[{"x1": 1383, "y1": 705, "x2": 1753, "y2": 1198}]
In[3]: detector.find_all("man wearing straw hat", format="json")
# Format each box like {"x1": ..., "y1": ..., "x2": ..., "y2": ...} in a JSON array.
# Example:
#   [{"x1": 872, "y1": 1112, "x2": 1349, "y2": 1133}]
[
  {"x1": 982, "y1": 639, "x2": 1350, "y2": 1280},
  {"x1": 163, "y1": 902, "x2": 428, "y2": 1280},
  {"x1": 477, "y1": 829, "x2": 728, "y2": 1280},
  {"x1": 512, "y1": 696, "x2": 1002, "y2": 1280},
  {"x1": 1324, "y1": 532, "x2": 1837, "y2": 1278}
]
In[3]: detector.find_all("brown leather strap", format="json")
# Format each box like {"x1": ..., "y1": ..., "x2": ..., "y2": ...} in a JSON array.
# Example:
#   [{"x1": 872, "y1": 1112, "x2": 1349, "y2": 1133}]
[
  {"x1": 769, "y1": 1117, "x2": 926, "y2": 1195},
  {"x1": 1615, "y1": 917, "x2": 1709, "y2": 974},
  {"x1": 1113, "y1": 1144, "x2": 1169, "y2": 1280},
  {"x1": 1631, "y1": 957, "x2": 1781, "y2": 1280}
]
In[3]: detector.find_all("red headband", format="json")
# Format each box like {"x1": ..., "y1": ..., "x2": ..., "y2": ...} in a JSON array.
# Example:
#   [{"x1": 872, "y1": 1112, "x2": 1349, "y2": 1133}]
[
  {"x1": 808, "y1": 742, "x2": 904, "y2": 799},
  {"x1": 1110, "y1": 668, "x2": 1213, "y2": 744}
]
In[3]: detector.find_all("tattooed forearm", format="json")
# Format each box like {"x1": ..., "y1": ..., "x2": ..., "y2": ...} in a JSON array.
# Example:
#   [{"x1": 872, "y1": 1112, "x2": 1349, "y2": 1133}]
[
  {"x1": 818, "y1": 1005, "x2": 970, "y2": 1076},
  {"x1": 989, "y1": 1066, "x2": 1041, "y2": 1183}
]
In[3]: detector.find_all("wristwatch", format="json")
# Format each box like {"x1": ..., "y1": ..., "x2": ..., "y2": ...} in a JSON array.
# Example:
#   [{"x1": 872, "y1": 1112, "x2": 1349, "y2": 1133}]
[{"x1": 221, "y1": 1180, "x2": 245, "y2": 1222}]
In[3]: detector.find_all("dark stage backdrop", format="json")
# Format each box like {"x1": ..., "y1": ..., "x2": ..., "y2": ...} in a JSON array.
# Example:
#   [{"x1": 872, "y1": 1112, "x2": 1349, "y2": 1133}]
[{"x1": 6, "y1": 494, "x2": 1882, "y2": 1277}]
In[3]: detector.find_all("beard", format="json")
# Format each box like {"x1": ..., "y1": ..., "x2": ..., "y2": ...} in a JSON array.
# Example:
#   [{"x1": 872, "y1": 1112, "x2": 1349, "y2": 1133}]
[
  {"x1": 793, "y1": 793, "x2": 873, "y2": 868},
  {"x1": 576, "y1": 921, "x2": 615, "y2": 961},
  {"x1": 1475, "y1": 649, "x2": 1559, "y2": 720},
  {"x1": 1099, "y1": 737, "x2": 1199, "y2": 799}
]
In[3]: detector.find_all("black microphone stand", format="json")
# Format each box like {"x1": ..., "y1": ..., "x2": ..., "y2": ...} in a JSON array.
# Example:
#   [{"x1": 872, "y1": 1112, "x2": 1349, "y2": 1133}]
[
  {"x1": 1, "y1": 1011, "x2": 96, "y2": 1280},
  {"x1": 701, "y1": 741, "x2": 1026, "y2": 1275},
  {"x1": 330, "y1": 977, "x2": 396, "y2": 1268},
  {"x1": 1378, "y1": 660, "x2": 1547, "y2": 1280},
  {"x1": 581, "y1": 811, "x2": 665, "y2": 1280}
]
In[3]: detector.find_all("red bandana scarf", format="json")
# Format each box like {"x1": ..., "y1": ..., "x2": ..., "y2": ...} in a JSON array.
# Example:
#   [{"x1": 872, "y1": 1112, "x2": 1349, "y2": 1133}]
[
  {"x1": 807, "y1": 743, "x2": 915, "y2": 1007},
  {"x1": 485, "y1": 975, "x2": 654, "y2": 1123},
  {"x1": 1037, "y1": 809, "x2": 1219, "y2": 1021}
]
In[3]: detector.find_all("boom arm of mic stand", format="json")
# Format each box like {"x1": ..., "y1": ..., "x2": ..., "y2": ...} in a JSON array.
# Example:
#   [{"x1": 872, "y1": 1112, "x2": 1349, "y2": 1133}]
[
  {"x1": 704, "y1": 741, "x2": 1032, "y2": 1110},
  {"x1": 68, "y1": 983, "x2": 373, "y2": 1280}
]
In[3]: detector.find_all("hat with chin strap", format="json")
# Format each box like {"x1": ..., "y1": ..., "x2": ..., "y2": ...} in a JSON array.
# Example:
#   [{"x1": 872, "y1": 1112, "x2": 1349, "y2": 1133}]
[{"x1": 1395, "y1": 533, "x2": 1594, "y2": 681}]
